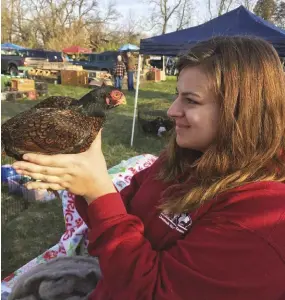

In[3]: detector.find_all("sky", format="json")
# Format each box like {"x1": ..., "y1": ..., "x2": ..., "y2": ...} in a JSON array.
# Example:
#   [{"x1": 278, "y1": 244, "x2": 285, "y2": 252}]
[
  {"x1": 103, "y1": 0, "x2": 211, "y2": 37},
  {"x1": 103, "y1": 0, "x2": 257, "y2": 38}
]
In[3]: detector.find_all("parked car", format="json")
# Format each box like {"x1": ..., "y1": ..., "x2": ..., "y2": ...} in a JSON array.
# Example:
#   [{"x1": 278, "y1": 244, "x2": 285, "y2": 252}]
[
  {"x1": 18, "y1": 49, "x2": 64, "y2": 66},
  {"x1": 1, "y1": 49, "x2": 24, "y2": 75},
  {"x1": 72, "y1": 51, "x2": 118, "y2": 74},
  {"x1": 1, "y1": 48, "x2": 64, "y2": 75}
]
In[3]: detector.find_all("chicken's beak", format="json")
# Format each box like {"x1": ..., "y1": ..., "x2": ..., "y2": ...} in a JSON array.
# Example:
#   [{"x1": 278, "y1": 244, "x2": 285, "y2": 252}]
[
  {"x1": 111, "y1": 97, "x2": 127, "y2": 107},
  {"x1": 118, "y1": 96, "x2": 127, "y2": 105}
]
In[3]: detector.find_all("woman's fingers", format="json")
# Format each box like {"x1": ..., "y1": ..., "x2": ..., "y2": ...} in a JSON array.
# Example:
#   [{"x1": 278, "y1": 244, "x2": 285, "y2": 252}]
[
  {"x1": 12, "y1": 161, "x2": 68, "y2": 176},
  {"x1": 16, "y1": 170, "x2": 67, "y2": 185},
  {"x1": 25, "y1": 181, "x2": 64, "y2": 191},
  {"x1": 21, "y1": 152, "x2": 75, "y2": 167}
]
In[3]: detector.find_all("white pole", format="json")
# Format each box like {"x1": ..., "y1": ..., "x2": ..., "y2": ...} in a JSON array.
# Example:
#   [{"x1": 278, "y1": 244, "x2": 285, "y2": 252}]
[{"x1": 130, "y1": 54, "x2": 142, "y2": 147}]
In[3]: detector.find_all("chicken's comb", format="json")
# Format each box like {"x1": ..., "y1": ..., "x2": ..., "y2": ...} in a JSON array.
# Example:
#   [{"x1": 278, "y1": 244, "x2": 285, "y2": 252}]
[{"x1": 110, "y1": 90, "x2": 124, "y2": 101}]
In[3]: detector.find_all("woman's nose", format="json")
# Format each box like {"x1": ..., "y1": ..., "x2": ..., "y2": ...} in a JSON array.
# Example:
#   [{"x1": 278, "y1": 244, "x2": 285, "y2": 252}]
[{"x1": 167, "y1": 98, "x2": 184, "y2": 118}]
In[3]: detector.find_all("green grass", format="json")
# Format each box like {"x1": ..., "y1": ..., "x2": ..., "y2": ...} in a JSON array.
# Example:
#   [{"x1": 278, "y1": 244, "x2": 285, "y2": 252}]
[{"x1": 1, "y1": 78, "x2": 176, "y2": 278}]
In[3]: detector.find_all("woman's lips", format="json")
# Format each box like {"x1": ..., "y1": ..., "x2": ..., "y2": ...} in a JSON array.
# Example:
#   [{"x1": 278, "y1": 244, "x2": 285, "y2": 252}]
[
  {"x1": 176, "y1": 123, "x2": 190, "y2": 129},
  {"x1": 175, "y1": 124, "x2": 190, "y2": 133}
]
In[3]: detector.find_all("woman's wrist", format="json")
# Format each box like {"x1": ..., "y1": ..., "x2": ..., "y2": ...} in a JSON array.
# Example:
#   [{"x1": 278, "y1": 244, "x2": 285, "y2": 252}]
[{"x1": 85, "y1": 181, "x2": 117, "y2": 205}]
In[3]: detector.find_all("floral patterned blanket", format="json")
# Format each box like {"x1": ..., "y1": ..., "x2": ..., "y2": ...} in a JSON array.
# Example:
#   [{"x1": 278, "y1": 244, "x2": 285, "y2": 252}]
[{"x1": 1, "y1": 154, "x2": 157, "y2": 295}]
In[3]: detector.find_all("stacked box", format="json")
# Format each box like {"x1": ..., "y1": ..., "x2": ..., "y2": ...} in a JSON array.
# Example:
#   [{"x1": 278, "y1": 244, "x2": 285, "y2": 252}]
[
  {"x1": 61, "y1": 70, "x2": 89, "y2": 87},
  {"x1": 5, "y1": 91, "x2": 25, "y2": 102},
  {"x1": 11, "y1": 79, "x2": 35, "y2": 92},
  {"x1": 5, "y1": 90, "x2": 38, "y2": 101}
]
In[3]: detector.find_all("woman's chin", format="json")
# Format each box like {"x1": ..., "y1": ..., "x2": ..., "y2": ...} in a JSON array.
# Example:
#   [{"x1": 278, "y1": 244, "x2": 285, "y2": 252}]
[
  {"x1": 176, "y1": 136, "x2": 191, "y2": 149},
  {"x1": 176, "y1": 136, "x2": 204, "y2": 152}
]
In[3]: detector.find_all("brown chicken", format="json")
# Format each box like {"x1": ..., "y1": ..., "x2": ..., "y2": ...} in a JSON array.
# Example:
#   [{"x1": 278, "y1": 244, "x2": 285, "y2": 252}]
[
  {"x1": 1, "y1": 86, "x2": 126, "y2": 160},
  {"x1": 32, "y1": 95, "x2": 78, "y2": 109}
]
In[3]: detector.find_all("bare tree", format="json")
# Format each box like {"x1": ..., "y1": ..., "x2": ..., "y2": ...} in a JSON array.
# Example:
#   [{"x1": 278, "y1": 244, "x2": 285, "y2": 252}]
[
  {"x1": 175, "y1": 0, "x2": 193, "y2": 30},
  {"x1": 274, "y1": 0, "x2": 285, "y2": 28},
  {"x1": 120, "y1": 9, "x2": 146, "y2": 41},
  {"x1": 254, "y1": 0, "x2": 277, "y2": 21},
  {"x1": 208, "y1": 0, "x2": 214, "y2": 19},
  {"x1": 1, "y1": 0, "x2": 12, "y2": 42},
  {"x1": 207, "y1": 0, "x2": 236, "y2": 18},
  {"x1": 146, "y1": 0, "x2": 191, "y2": 34},
  {"x1": 2, "y1": 0, "x2": 118, "y2": 49},
  {"x1": 217, "y1": 0, "x2": 236, "y2": 15},
  {"x1": 1, "y1": 0, "x2": 18, "y2": 42},
  {"x1": 1, "y1": 0, "x2": 144, "y2": 52},
  {"x1": 88, "y1": 0, "x2": 119, "y2": 50},
  {"x1": 240, "y1": 0, "x2": 257, "y2": 10}
]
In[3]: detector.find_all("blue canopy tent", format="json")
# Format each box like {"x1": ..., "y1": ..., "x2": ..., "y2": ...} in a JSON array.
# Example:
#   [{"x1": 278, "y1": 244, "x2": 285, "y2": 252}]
[
  {"x1": 130, "y1": 5, "x2": 285, "y2": 145},
  {"x1": 139, "y1": 6, "x2": 285, "y2": 56},
  {"x1": 119, "y1": 44, "x2": 139, "y2": 51},
  {"x1": 1, "y1": 43, "x2": 26, "y2": 50}
]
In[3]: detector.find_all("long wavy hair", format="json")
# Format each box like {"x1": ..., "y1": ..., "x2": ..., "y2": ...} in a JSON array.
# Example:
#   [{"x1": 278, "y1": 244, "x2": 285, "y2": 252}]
[{"x1": 159, "y1": 36, "x2": 285, "y2": 214}]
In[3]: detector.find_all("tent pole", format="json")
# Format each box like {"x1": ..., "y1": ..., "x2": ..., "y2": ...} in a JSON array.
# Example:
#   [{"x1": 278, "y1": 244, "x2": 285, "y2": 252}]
[{"x1": 131, "y1": 54, "x2": 142, "y2": 147}]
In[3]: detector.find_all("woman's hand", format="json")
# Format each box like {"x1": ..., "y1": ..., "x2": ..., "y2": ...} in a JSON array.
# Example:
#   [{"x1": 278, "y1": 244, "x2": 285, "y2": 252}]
[{"x1": 12, "y1": 131, "x2": 116, "y2": 204}]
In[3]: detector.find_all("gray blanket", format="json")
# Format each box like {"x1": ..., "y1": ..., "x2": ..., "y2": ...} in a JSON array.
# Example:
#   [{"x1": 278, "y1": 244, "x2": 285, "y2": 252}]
[{"x1": 8, "y1": 256, "x2": 102, "y2": 300}]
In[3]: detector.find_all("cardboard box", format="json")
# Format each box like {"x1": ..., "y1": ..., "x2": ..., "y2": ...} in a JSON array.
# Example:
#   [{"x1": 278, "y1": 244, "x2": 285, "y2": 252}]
[
  {"x1": 11, "y1": 79, "x2": 35, "y2": 92},
  {"x1": 61, "y1": 70, "x2": 89, "y2": 87}
]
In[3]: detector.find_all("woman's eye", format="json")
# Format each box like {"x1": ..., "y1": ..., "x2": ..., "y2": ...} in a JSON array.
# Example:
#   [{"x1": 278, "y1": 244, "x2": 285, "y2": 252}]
[{"x1": 187, "y1": 98, "x2": 198, "y2": 104}]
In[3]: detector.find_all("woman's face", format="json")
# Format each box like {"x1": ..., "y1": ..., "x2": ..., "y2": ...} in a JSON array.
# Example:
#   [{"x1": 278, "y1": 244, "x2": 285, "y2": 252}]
[{"x1": 167, "y1": 66, "x2": 220, "y2": 152}]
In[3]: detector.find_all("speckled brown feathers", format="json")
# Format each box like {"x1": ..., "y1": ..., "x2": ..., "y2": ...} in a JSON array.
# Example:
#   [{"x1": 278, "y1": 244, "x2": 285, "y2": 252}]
[
  {"x1": 2, "y1": 108, "x2": 105, "y2": 160},
  {"x1": 1, "y1": 87, "x2": 126, "y2": 160},
  {"x1": 32, "y1": 96, "x2": 78, "y2": 110}
]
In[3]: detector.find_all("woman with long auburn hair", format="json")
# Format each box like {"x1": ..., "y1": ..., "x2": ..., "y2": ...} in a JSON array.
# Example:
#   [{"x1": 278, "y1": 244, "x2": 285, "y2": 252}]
[{"x1": 13, "y1": 36, "x2": 285, "y2": 300}]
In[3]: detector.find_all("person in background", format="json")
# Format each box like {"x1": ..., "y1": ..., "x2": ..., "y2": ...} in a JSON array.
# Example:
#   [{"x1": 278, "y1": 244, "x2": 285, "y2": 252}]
[
  {"x1": 126, "y1": 52, "x2": 136, "y2": 91},
  {"x1": 63, "y1": 54, "x2": 71, "y2": 62},
  {"x1": 13, "y1": 36, "x2": 285, "y2": 300},
  {"x1": 113, "y1": 55, "x2": 126, "y2": 90}
]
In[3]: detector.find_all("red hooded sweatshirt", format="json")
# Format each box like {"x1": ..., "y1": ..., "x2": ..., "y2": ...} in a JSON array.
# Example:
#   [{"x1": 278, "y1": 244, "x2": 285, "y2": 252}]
[{"x1": 75, "y1": 157, "x2": 285, "y2": 300}]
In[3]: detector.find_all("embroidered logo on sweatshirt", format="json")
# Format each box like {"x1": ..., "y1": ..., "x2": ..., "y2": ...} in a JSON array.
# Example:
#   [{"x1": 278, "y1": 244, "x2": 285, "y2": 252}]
[{"x1": 159, "y1": 212, "x2": 192, "y2": 234}]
